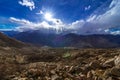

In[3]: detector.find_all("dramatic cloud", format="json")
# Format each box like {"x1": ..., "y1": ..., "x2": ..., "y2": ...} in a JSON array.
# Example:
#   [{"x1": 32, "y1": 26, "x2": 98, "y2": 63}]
[
  {"x1": 10, "y1": 0, "x2": 120, "y2": 34},
  {"x1": 69, "y1": 20, "x2": 85, "y2": 30},
  {"x1": 19, "y1": 0, "x2": 35, "y2": 10},
  {"x1": 9, "y1": 17, "x2": 65, "y2": 33},
  {"x1": 69, "y1": 0, "x2": 120, "y2": 34},
  {"x1": 0, "y1": 29, "x2": 13, "y2": 31},
  {"x1": 10, "y1": 17, "x2": 31, "y2": 24},
  {"x1": 104, "y1": 28, "x2": 120, "y2": 35},
  {"x1": 111, "y1": 31, "x2": 120, "y2": 35},
  {"x1": 92, "y1": 0, "x2": 120, "y2": 27}
]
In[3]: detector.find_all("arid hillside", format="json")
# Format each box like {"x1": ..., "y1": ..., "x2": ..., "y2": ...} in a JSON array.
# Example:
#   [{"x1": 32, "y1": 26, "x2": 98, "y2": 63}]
[
  {"x1": 0, "y1": 32, "x2": 27, "y2": 47},
  {"x1": 0, "y1": 47, "x2": 120, "y2": 80},
  {"x1": 0, "y1": 32, "x2": 120, "y2": 80}
]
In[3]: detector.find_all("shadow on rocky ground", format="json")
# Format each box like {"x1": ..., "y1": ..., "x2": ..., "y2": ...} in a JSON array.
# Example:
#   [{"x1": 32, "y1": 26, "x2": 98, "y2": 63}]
[{"x1": 0, "y1": 47, "x2": 120, "y2": 80}]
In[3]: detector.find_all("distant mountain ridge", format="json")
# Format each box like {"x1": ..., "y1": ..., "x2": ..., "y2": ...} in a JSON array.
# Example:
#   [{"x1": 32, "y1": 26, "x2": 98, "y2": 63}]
[
  {"x1": 59, "y1": 33, "x2": 120, "y2": 48},
  {"x1": 3, "y1": 31, "x2": 120, "y2": 48},
  {"x1": 0, "y1": 32, "x2": 27, "y2": 47}
]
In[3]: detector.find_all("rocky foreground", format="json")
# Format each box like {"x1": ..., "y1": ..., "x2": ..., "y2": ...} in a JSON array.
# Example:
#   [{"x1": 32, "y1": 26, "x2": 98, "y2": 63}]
[{"x1": 0, "y1": 47, "x2": 120, "y2": 80}]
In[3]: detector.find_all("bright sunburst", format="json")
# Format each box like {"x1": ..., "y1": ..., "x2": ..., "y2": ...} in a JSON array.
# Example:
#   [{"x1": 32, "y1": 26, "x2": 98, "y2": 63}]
[{"x1": 44, "y1": 12, "x2": 53, "y2": 21}]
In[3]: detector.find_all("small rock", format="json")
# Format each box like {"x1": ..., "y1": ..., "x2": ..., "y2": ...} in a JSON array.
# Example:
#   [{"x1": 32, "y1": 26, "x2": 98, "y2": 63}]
[{"x1": 50, "y1": 70, "x2": 56, "y2": 75}]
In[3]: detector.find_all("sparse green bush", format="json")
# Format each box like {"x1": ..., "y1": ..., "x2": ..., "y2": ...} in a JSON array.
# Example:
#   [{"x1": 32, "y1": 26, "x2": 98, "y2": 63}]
[{"x1": 62, "y1": 52, "x2": 71, "y2": 58}]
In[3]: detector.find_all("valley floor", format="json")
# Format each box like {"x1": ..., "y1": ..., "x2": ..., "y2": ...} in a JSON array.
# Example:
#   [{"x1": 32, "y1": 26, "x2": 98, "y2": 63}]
[{"x1": 0, "y1": 47, "x2": 120, "y2": 80}]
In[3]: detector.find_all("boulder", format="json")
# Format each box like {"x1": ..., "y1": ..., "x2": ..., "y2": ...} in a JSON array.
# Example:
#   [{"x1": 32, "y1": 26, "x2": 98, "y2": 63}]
[
  {"x1": 110, "y1": 66, "x2": 120, "y2": 77},
  {"x1": 114, "y1": 55, "x2": 120, "y2": 66},
  {"x1": 102, "y1": 58, "x2": 115, "y2": 68},
  {"x1": 89, "y1": 60, "x2": 101, "y2": 69}
]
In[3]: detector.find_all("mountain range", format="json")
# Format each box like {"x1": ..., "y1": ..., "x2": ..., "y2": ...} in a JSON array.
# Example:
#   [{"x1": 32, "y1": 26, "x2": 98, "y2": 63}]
[{"x1": 1, "y1": 30, "x2": 120, "y2": 48}]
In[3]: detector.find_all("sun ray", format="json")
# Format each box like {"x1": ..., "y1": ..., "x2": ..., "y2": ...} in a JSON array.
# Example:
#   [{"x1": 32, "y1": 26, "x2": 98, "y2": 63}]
[{"x1": 44, "y1": 12, "x2": 53, "y2": 21}]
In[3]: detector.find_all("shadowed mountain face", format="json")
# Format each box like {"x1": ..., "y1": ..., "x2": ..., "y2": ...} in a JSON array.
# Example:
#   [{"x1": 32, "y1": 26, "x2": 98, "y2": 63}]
[
  {"x1": 9, "y1": 31, "x2": 58, "y2": 46},
  {"x1": 3, "y1": 31, "x2": 120, "y2": 48},
  {"x1": 59, "y1": 33, "x2": 120, "y2": 48},
  {"x1": 0, "y1": 32, "x2": 27, "y2": 47}
]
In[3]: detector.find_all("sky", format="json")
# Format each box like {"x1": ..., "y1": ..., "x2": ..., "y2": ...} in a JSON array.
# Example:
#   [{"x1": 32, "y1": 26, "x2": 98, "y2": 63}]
[{"x1": 0, "y1": 0, "x2": 120, "y2": 35}]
